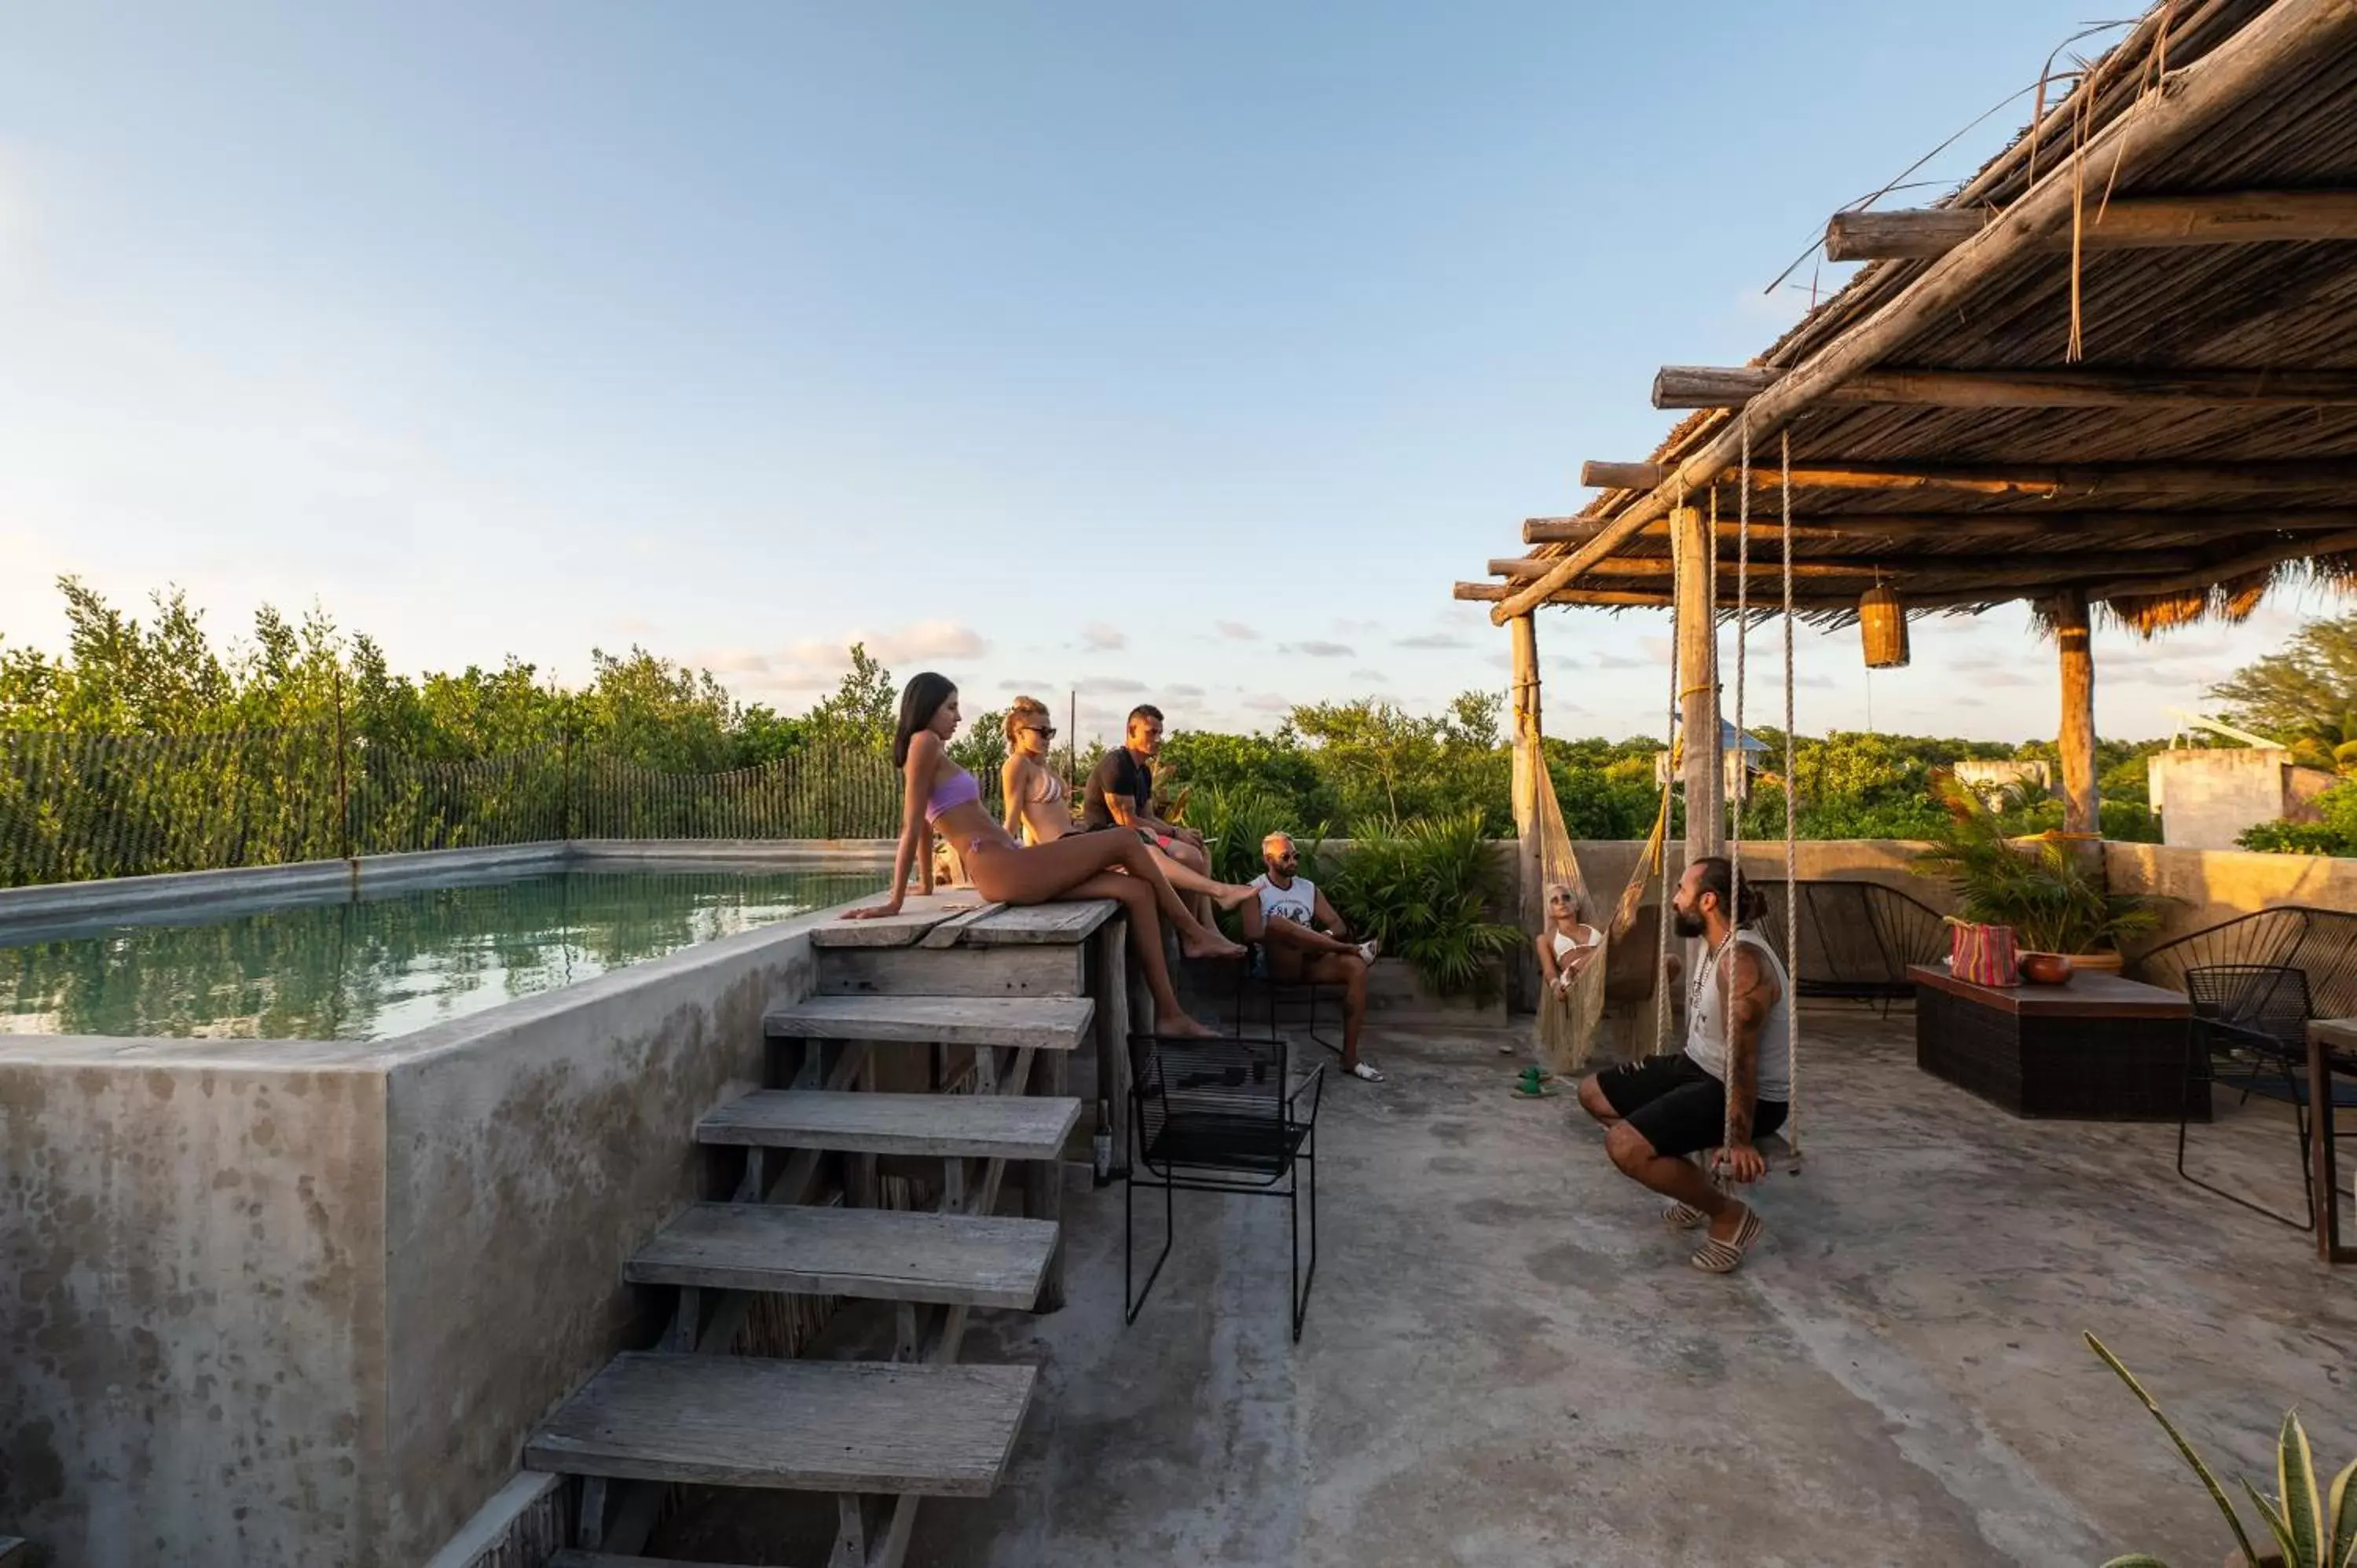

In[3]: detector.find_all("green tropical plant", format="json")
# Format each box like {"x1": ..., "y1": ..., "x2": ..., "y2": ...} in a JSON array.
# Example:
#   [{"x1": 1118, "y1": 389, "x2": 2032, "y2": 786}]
[
  {"x1": 1911, "y1": 774, "x2": 2164, "y2": 954},
  {"x1": 1182, "y1": 783, "x2": 1326, "y2": 888},
  {"x1": 2087, "y1": 1332, "x2": 2356, "y2": 1568},
  {"x1": 1322, "y1": 811, "x2": 1521, "y2": 1002}
]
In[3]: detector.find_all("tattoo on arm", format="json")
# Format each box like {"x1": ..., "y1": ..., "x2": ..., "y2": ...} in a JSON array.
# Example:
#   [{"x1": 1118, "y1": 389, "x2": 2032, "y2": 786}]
[{"x1": 1722, "y1": 946, "x2": 1774, "y2": 1144}]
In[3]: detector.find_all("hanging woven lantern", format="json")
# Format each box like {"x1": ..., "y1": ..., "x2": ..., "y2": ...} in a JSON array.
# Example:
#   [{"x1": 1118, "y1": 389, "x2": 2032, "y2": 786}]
[{"x1": 1860, "y1": 582, "x2": 1910, "y2": 669}]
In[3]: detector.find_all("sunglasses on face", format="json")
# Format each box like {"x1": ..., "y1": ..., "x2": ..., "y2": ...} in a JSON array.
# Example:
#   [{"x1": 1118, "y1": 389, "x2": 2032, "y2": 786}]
[{"x1": 1025, "y1": 726, "x2": 1058, "y2": 739}]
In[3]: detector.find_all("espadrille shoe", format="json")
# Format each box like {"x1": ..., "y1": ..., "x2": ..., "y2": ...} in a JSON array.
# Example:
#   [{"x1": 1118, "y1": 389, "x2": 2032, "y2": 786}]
[{"x1": 1691, "y1": 1207, "x2": 1765, "y2": 1273}]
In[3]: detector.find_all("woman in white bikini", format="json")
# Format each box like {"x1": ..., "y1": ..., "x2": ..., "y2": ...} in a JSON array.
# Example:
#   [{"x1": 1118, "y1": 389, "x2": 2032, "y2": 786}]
[
  {"x1": 1000, "y1": 695, "x2": 1073, "y2": 845},
  {"x1": 1531, "y1": 883, "x2": 1605, "y2": 1070},
  {"x1": 847, "y1": 673, "x2": 1243, "y2": 1037}
]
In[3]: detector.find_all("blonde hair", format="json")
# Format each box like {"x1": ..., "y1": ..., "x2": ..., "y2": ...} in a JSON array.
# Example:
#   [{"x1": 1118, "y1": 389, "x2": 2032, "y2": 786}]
[
  {"x1": 1545, "y1": 883, "x2": 1584, "y2": 919},
  {"x1": 1006, "y1": 695, "x2": 1051, "y2": 757}
]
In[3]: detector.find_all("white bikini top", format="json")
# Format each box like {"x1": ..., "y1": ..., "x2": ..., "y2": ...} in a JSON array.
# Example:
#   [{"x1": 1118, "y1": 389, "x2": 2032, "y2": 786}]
[{"x1": 1552, "y1": 925, "x2": 1600, "y2": 960}]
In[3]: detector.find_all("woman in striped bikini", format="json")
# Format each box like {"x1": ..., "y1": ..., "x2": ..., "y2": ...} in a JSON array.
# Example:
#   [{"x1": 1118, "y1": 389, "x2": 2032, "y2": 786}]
[{"x1": 845, "y1": 672, "x2": 1244, "y2": 1037}]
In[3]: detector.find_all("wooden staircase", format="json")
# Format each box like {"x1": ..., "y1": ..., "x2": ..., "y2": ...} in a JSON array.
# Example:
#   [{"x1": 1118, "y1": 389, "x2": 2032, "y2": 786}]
[{"x1": 523, "y1": 896, "x2": 1119, "y2": 1568}]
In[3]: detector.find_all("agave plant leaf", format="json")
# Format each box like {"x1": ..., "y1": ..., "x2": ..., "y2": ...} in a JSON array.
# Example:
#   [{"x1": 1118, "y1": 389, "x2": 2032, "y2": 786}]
[
  {"x1": 2282, "y1": 1412, "x2": 2326, "y2": 1567},
  {"x1": 2330, "y1": 1456, "x2": 2357, "y2": 1568},
  {"x1": 2243, "y1": 1476, "x2": 2304, "y2": 1568},
  {"x1": 2097, "y1": 1556, "x2": 2172, "y2": 1567},
  {"x1": 2086, "y1": 1333, "x2": 2263, "y2": 1565}
]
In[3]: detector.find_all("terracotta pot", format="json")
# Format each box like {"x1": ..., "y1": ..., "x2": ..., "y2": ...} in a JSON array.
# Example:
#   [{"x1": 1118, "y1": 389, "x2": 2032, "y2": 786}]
[
  {"x1": 2018, "y1": 951, "x2": 2073, "y2": 986},
  {"x1": 2070, "y1": 949, "x2": 2124, "y2": 975}
]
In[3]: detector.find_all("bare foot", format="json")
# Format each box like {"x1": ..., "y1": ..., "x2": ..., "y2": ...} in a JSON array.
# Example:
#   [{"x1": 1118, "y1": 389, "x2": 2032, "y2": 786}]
[
  {"x1": 1215, "y1": 883, "x2": 1259, "y2": 910},
  {"x1": 1180, "y1": 928, "x2": 1247, "y2": 960},
  {"x1": 1158, "y1": 1013, "x2": 1219, "y2": 1039}
]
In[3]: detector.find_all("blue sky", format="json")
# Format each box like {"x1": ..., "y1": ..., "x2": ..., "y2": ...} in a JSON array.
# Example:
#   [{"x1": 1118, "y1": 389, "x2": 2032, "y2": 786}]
[{"x1": 0, "y1": 2, "x2": 2320, "y2": 744}]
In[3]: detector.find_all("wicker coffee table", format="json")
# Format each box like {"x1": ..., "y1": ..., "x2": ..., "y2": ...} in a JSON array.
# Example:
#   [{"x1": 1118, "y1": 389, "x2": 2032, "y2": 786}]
[{"x1": 1908, "y1": 964, "x2": 2194, "y2": 1121}]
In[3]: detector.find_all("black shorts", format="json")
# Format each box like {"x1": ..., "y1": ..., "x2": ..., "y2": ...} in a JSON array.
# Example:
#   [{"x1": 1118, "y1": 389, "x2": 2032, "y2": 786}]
[{"x1": 1593, "y1": 1053, "x2": 1787, "y2": 1159}]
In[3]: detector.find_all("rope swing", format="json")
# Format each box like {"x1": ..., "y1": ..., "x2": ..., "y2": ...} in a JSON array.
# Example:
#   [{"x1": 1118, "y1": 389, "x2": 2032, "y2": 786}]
[{"x1": 1714, "y1": 420, "x2": 1805, "y2": 1178}]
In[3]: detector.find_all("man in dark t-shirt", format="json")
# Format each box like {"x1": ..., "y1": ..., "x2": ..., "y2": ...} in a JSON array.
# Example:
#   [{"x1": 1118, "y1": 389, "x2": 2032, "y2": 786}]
[{"x1": 1083, "y1": 704, "x2": 1225, "y2": 921}]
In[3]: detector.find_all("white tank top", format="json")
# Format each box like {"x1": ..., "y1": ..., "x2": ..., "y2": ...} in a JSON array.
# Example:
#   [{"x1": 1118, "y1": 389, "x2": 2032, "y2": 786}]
[
  {"x1": 1252, "y1": 873, "x2": 1317, "y2": 927},
  {"x1": 1684, "y1": 929, "x2": 1792, "y2": 1104}
]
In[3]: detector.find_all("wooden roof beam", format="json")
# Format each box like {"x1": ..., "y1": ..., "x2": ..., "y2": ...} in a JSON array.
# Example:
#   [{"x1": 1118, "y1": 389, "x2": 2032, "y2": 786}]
[
  {"x1": 1491, "y1": 0, "x2": 2357, "y2": 625},
  {"x1": 1652, "y1": 365, "x2": 2357, "y2": 411},
  {"x1": 1494, "y1": 548, "x2": 2213, "y2": 584},
  {"x1": 1459, "y1": 582, "x2": 2033, "y2": 614},
  {"x1": 2082, "y1": 526, "x2": 2357, "y2": 602},
  {"x1": 1825, "y1": 191, "x2": 2357, "y2": 262},
  {"x1": 1577, "y1": 458, "x2": 2357, "y2": 498},
  {"x1": 1523, "y1": 509, "x2": 2357, "y2": 545}
]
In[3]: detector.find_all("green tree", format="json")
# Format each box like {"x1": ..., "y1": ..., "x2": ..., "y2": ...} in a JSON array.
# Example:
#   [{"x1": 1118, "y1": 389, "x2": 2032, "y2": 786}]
[
  {"x1": 2210, "y1": 610, "x2": 2357, "y2": 766},
  {"x1": 803, "y1": 644, "x2": 897, "y2": 750}
]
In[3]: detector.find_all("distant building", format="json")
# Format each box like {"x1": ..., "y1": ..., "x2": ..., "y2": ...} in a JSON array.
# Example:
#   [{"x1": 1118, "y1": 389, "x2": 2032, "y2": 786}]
[
  {"x1": 1655, "y1": 720, "x2": 1772, "y2": 801},
  {"x1": 1952, "y1": 758, "x2": 2055, "y2": 804},
  {"x1": 2148, "y1": 748, "x2": 2333, "y2": 850}
]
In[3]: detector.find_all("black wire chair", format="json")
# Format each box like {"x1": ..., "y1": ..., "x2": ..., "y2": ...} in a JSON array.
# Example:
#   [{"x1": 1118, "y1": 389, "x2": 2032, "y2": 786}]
[
  {"x1": 2177, "y1": 962, "x2": 2354, "y2": 1229},
  {"x1": 1125, "y1": 1030, "x2": 1322, "y2": 1342},
  {"x1": 1230, "y1": 940, "x2": 1342, "y2": 1057},
  {"x1": 1747, "y1": 879, "x2": 1950, "y2": 1014}
]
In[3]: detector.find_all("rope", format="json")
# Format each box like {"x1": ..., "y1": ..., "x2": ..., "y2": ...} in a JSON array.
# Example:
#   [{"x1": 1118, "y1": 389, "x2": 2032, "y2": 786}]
[
  {"x1": 1782, "y1": 430, "x2": 1802, "y2": 1166},
  {"x1": 1655, "y1": 478, "x2": 1684, "y2": 1057},
  {"x1": 1722, "y1": 419, "x2": 1750, "y2": 1165}
]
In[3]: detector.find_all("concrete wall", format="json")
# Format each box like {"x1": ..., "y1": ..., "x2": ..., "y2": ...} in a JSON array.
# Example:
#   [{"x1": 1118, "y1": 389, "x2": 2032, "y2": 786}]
[
  {"x1": 0, "y1": 1039, "x2": 392, "y2": 1565},
  {"x1": 2146, "y1": 747, "x2": 2331, "y2": 850},
  {"x1": 2108, "y1": 840, "x2": 2357, "y2": 951},
  {"x1": 0, "y1": 892, "x2": 840, "y2": 1567}
]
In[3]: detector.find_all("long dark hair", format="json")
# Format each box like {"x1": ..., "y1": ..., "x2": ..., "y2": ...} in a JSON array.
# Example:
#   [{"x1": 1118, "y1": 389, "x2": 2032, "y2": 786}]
[
  {"x1": 1689, "y1": 855, "x2": 1768, "y2": 925},
  {"x1": 893, "y1": 672, "x2": 957, "y2": 767}
]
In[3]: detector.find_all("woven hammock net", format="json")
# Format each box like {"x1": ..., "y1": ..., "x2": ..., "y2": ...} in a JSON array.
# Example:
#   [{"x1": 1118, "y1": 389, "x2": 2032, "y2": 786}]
[{"x1": 1527, "y1": 738, "x2": 1669, "y2": 1076}]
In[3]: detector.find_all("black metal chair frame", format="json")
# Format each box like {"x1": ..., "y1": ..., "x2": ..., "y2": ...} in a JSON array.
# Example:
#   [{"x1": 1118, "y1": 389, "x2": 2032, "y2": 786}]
[
  {"x1": 1124, "y1": 1029, "x2": 1322, "y2": 1342},
  {"x1": 1750, "y1": 878, "x2": 1949, "y2": 1016},
  {"x1": 2178, "y1": 962, "x2": 2334, "y2": 1230},
  {"x1": 1232, "y1": 940, "x2": 1343, "y2": 1057}
]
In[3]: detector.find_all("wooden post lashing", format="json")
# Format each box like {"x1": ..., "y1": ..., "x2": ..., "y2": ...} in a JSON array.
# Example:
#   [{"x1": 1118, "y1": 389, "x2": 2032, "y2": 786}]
[{"x1": 1509, "y1": 613, "x2": 1545, "y2": 1011}]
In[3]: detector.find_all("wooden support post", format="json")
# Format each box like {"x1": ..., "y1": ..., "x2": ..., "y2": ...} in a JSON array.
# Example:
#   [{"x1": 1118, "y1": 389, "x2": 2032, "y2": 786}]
[
  {"x1": 2050, "y1": 588, "x2": 2101, "y2": 837},
  {"x1": 1026, "y1": 1042, "x2": 1069, "y2": 1313},
  {"x1": 1674, "y1": 506, "x2": 1723, "y2": 864},
  {"x1": 1094, "y1": 916, "x2": 1133, "y2": 1177},
  {"x1": 1509, "y1": 614, "x2": 1545, "y2": 1011}
]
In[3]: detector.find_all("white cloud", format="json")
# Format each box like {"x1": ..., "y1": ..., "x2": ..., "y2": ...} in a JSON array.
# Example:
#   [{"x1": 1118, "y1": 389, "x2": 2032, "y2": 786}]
[
  {"x1": 1083, "y1": 676, "x2": 1151, "y2": 695},
  {"x1": 1285, "y1": 639, "x2": 1354, "y2": 658},
  {"x1": 1168, "y1": 683, "x2": 1206, "y2": 699},
  {"x1": 1395, "y1": 632, "x2": 1470, "y2": 650},
  {"x1": 1080, "y1": 621, "x2": 1127, "y2": 651},
  {"x1": 1242, "y1": 692, "x2": 1292, "y2": 713},
  {"x1": 1349, "y1": 667, "x2": 1387, "y2": 683},
  {"x1": 1215, "y1": 620, "x2": 1260, "y2": 641},
  {"x1": 1593, "y1": 650, "x2": 1648, "y2": 669},
  {"x1": 687, "y1": 620, "x2": 987, "y2": 700}
]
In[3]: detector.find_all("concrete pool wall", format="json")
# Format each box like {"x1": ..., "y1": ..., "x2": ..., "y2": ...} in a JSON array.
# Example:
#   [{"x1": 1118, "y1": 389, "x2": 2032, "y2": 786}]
[{"x1": 0, "y1": 843, "x2": 884, "y2": 1566}]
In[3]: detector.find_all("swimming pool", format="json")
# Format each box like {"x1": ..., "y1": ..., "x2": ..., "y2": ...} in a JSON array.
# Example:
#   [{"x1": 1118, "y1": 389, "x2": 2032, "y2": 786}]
[{"x1": 0, "y1": 866, "x2": 880, "y2": 1040}]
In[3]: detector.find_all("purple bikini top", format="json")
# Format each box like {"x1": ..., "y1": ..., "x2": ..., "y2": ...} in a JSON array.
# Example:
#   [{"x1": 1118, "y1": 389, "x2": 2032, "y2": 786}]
[{"x1": 925, "y1": 765, "x2": 983, "y2": 822}]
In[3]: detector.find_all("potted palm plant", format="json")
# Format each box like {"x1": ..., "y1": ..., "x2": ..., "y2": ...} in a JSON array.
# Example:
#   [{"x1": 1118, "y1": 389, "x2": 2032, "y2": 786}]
[{"x1": 1912, "y1": 774, "x2": 2162, "y2": 973}]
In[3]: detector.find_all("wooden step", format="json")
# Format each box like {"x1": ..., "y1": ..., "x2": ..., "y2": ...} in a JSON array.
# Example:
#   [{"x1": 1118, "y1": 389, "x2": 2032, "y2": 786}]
[
  {"x1": 764, "y1": 994, "x2": 1094, "y2": 1051},
  {"x1": 526, "y1": 1354, "x2": 1035, "y2": 1497},
  {"x1": 549, "y1": 1554, "x2": 771, "y2": 1568},
  {"x1": 699, "y1": 1090, "x2": 1080, "y2": 1160},
  {"x1": 627, "y1": 1202, "x2": 1058, "y2": 1308}
]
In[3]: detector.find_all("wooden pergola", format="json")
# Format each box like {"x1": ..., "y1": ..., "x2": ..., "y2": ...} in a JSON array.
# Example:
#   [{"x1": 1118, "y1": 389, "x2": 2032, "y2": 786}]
[{"x1": 1458, "y1": 0, "x2": 2357, "y2": 924}]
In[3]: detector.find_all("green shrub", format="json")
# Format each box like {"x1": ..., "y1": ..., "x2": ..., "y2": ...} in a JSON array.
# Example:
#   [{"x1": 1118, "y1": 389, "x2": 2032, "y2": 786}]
[
  {"x1": 1322, "y1": 812, "x2": 1521, "y2": 1002},
  {"x1": 2238, "y1": 779, "x2": 2357, "y2": 855},
  {"x1": 1182, "y1": 783, "x2": 1327, "y2": 887}
]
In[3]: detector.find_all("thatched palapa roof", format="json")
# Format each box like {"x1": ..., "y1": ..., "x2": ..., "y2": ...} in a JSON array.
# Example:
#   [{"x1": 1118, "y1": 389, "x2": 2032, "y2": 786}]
[{"x1": 1460, "y1": 0, "x2": 2357, "y2": 635}]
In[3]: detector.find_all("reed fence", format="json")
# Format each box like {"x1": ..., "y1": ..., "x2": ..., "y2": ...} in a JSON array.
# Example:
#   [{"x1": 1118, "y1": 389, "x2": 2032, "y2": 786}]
[{"x1": 0, "y1": 729, "x2": 956, "y2": 888}]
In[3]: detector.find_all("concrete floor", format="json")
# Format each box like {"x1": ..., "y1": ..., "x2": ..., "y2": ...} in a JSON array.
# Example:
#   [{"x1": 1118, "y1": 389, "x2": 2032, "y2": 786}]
[{"x1": 658, "y1": 1003, "x2": 2357, "y2": 1567}]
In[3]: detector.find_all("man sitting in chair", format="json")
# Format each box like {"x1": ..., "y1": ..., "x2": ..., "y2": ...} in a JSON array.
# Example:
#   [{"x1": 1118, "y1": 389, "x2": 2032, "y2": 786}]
[
  {"x1": 1574, "y1": 855, "x2": 1789, "y2": 1273},
  {"x1": 1241, "y1": 832, "x2": 1384, "y2": 1084}
]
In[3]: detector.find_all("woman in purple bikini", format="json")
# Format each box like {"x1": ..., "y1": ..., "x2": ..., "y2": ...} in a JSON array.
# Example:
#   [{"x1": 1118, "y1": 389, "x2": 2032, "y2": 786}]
[{"x1": 844, "y1": 672, "x2": 1248, "y2": 1037}]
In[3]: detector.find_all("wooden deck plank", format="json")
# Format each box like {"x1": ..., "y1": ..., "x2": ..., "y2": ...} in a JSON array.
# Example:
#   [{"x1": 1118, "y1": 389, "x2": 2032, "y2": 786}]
[
  {"x1": 626, "y1": 1203, "x2": 1058, "y2": 1307},
  {"x1": 698, "y1": 1090, "x2": 1081, "y2": 1159},
  {"x1": 526, "y1": 1354, "x2": 1036, "y2": 1497},
  {"x1": 816, "y1": 943, "x2": 1087, "y2": 998},
  {"x1": 958, "y1": 899, "x2": 1119, "y2": 947},
  {"x1": 808, "y1": 894, "x2": 984, "y2": 950},
  {"x1": 921, "y1": 901, "x2": 1007, "y2": 948},
  {"x1": 548, "y1": 1554, "x2": 780, "y2": 1568},
  {"x1": 765, "y1": 995, "x2": 1094, "y2": 1052}
]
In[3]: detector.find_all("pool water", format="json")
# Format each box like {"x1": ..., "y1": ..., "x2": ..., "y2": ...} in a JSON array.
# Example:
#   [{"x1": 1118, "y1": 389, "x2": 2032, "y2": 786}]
[{"x1": 0, "y1": 868, "x2": 879, "y2": 1042}]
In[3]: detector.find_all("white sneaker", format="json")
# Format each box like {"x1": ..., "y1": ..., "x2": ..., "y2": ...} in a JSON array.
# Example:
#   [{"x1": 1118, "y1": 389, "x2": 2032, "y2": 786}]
[{"x1": 1355, "y1": 938, "x2": 1380, "y2": 964}]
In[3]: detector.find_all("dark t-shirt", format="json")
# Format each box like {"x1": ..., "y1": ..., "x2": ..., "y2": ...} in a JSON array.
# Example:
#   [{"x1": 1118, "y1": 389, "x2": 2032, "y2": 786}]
[{"x1": 1083, "y1": 747, "x2": 1153, "y2": 831}]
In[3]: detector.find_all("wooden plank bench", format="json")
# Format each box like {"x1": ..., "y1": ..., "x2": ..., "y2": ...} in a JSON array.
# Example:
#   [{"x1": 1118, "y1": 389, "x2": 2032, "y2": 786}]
[{"x1": 626, "y1": 1203, "x2": 1058, "y2": 1309}]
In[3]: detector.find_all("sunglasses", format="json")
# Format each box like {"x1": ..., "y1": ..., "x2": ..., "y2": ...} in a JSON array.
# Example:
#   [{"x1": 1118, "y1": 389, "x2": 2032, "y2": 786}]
[{"x1": 1025, "y1": 725, "x2": 1058, "y2": 739}]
